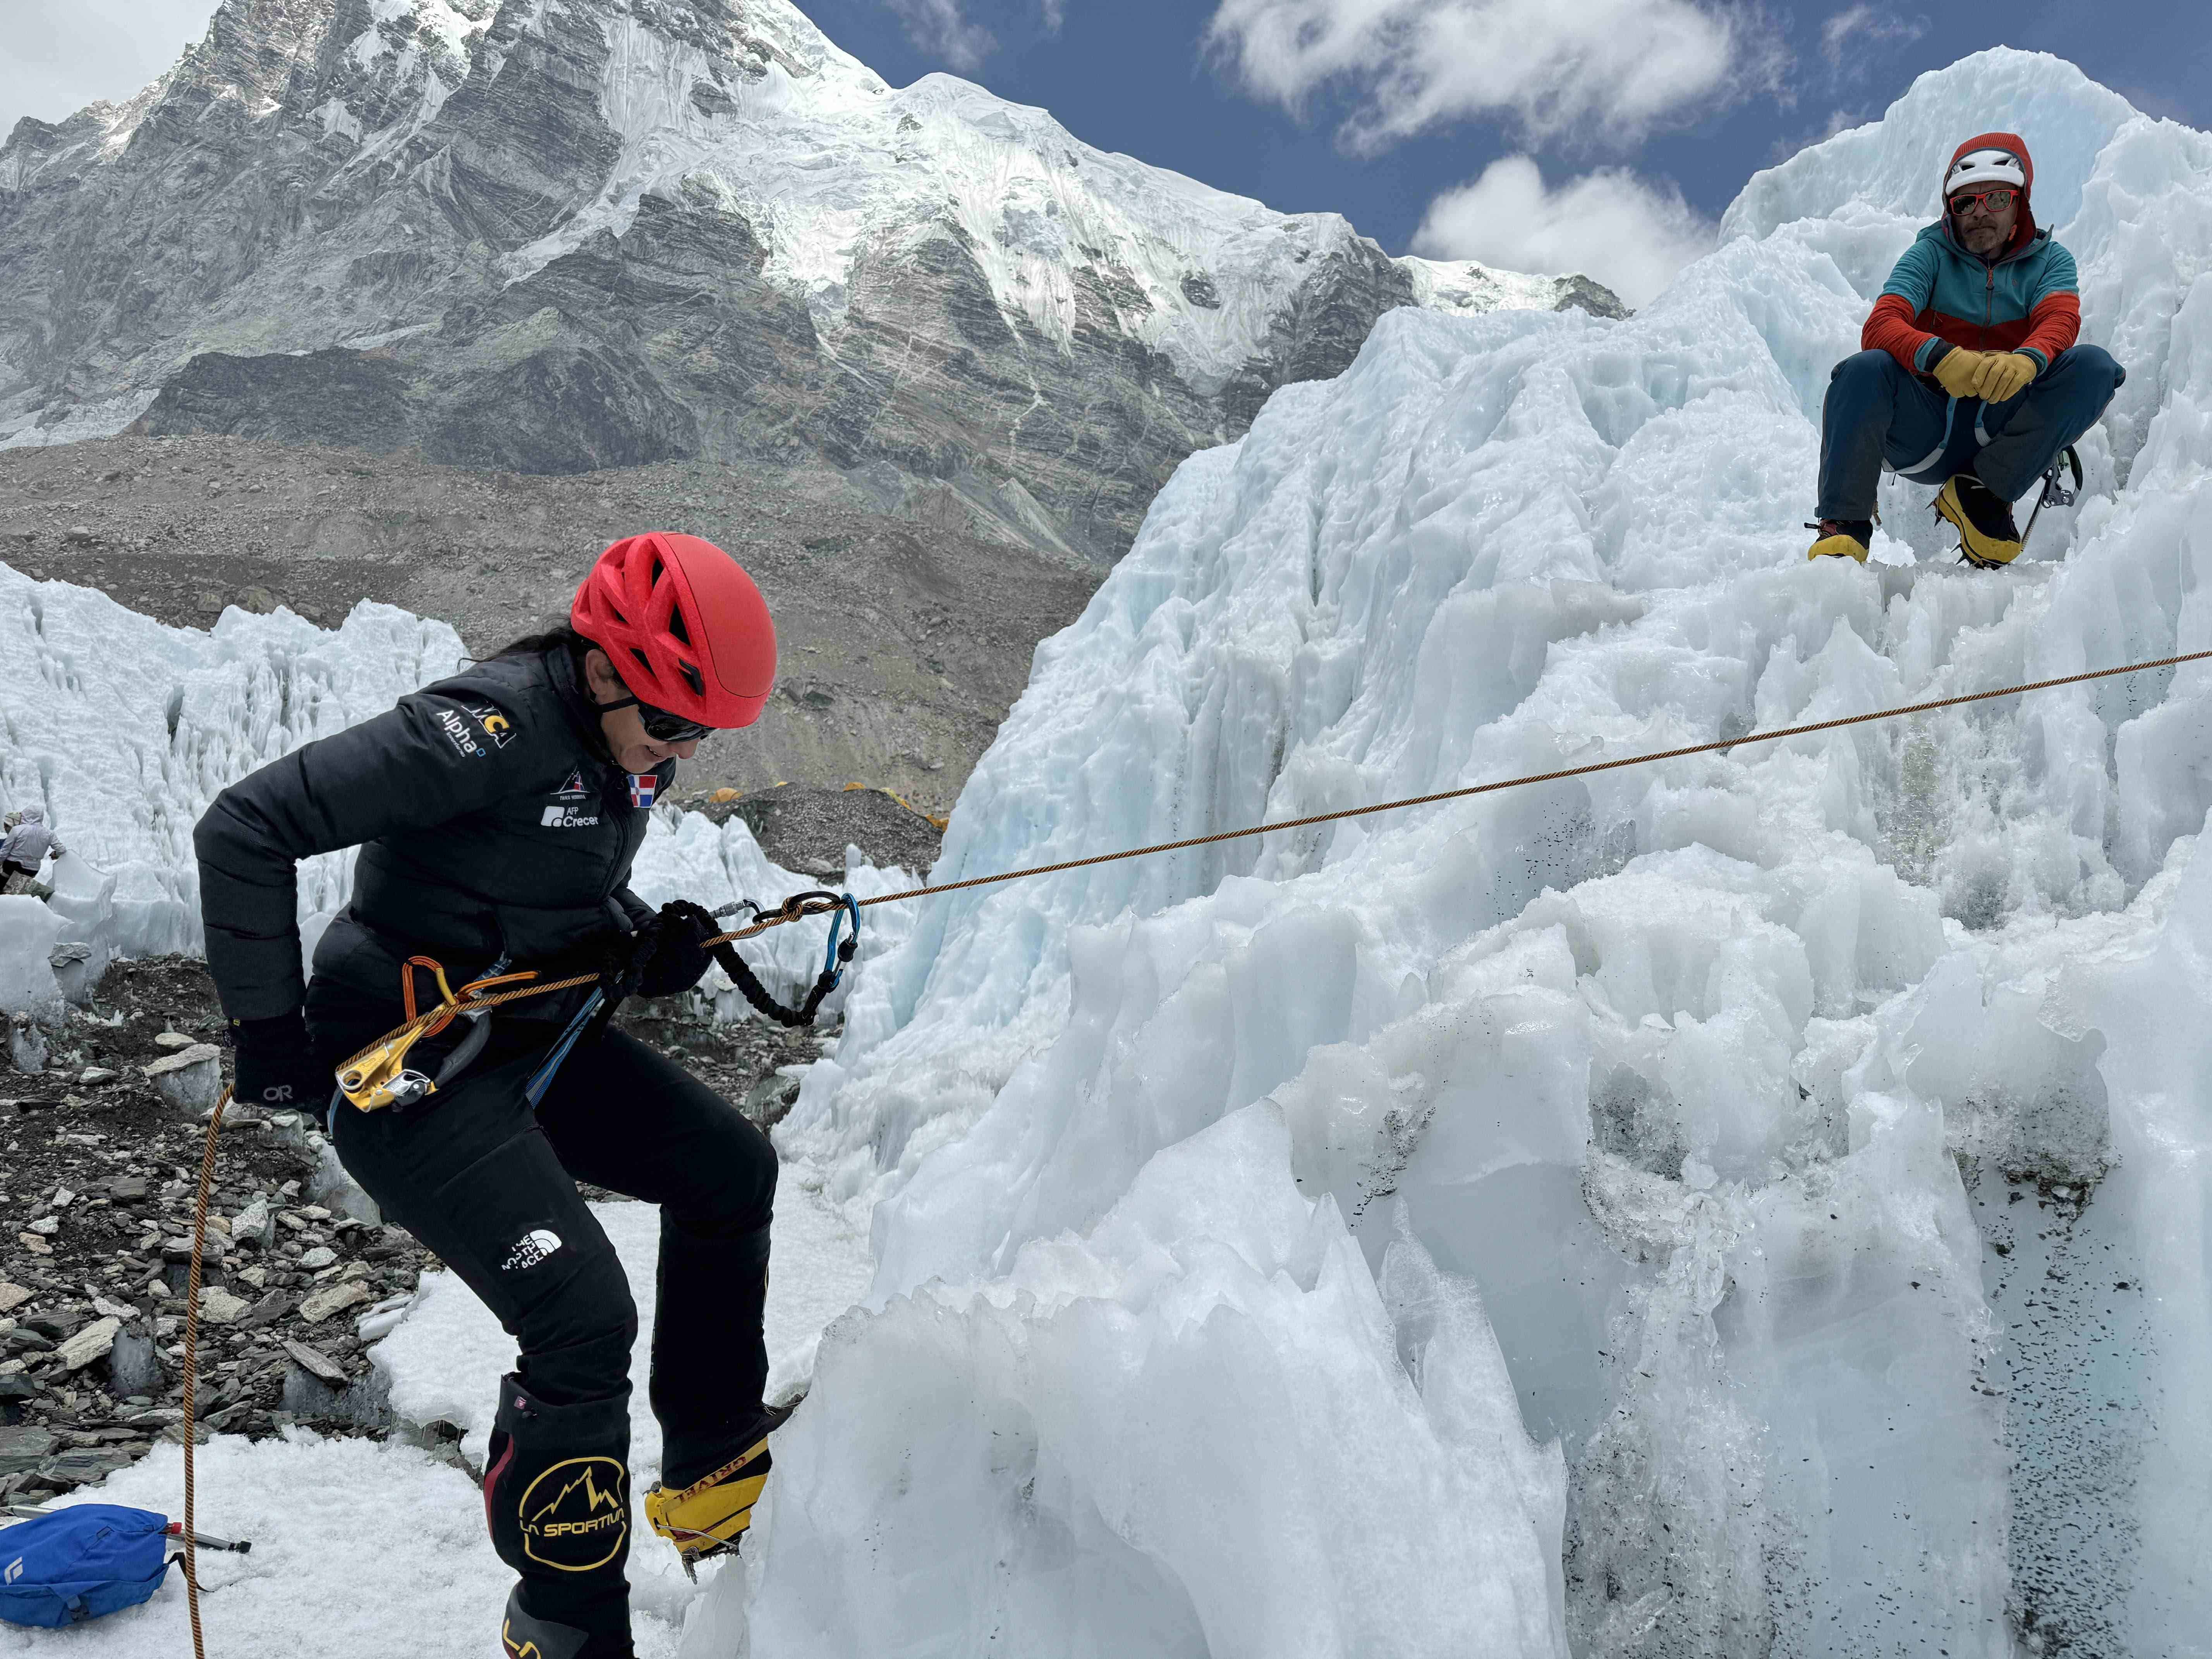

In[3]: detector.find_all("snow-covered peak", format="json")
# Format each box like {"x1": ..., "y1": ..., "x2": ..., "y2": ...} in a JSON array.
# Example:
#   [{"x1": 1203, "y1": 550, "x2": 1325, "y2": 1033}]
[
  {"x1": 0, "y1": 0, "x2": 1613, "y2": 555},
  {"x1": 513, "y1": 11, "x2": 1587, "y2": 393},
  {"x1": 1398, "y1": 254, "x2": 1630, "y2": 319}
]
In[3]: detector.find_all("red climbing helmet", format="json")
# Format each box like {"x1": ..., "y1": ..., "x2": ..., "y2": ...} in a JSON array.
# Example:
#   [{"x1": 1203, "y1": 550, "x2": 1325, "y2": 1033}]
[{"x1": 570, "y1": 532, "x2": 776, "y2": 729}]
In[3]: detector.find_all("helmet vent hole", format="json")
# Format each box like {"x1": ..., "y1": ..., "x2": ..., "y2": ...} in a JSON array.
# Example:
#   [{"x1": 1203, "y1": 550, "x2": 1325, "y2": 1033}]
[
  {"x1": 666, "y1": 607, "x2": 691, "y2": 647},
  {"x1": 678, "y1": 661, "x2": 704, "y2": 696},
  {"x1": 630, "y1": 647, "x2": 652, "y2": 677}
]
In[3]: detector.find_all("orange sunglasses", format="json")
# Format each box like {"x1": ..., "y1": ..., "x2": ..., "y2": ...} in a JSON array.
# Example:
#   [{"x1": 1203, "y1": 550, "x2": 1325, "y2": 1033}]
[{"x1": 1948, "y1": 187, "x2": 2018, "y2": 215}]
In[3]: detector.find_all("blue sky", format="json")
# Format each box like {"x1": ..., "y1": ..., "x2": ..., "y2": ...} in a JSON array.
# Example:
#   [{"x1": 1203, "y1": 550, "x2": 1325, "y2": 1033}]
[
  {"x1": 6, "y1": 0, "x2": 2209, "y2": 305},
  {"x1": 815, "y1": 0, "x2": 2212, "y2": 303}
]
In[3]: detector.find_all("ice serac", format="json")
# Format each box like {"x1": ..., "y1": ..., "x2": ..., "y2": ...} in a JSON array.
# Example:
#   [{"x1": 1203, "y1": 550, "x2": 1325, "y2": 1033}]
[
  {"x1": 0, "y1": 561, "x2": 911, "y2": 1004},
  {"x1": 748, "y1": 48, "x2": 2212, "y2": 1657},
  {"x1": 0, "y1": 0, "x2": 1618, "y2": 564}
]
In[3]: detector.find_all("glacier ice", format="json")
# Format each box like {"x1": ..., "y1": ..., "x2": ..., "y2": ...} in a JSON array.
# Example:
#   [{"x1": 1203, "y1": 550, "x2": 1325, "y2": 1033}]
[
  {"x1": 729, "y1": 47, "x2": 2212, "y2": 1657},
  {"x1": 0, "y1": 569, "x2": 912, "y2": 1011}
]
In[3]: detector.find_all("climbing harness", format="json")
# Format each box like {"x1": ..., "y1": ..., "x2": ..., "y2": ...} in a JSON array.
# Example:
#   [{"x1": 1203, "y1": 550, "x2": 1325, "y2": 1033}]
[
  {"x1": 333, "y1": 957, "x2": 544, "y2": 1111},
  {"x1": 327, "y1": 644, "x2": 2212, "y2": 1109},
  {"x1": 336, "y1": 893, "x2": 862, "y2": 1111}
]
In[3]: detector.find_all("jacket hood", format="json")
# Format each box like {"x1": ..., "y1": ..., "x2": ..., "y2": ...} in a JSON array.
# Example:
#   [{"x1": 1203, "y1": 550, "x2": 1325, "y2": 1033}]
[{"x1": 1945, "y1": 130, "x2": 2038, "y2": 252}]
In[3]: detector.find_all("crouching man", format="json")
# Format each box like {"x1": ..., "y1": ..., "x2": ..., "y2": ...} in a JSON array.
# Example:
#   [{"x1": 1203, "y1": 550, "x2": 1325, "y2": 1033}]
[{"x1": 1808, "y1": 132, "x2": 2124, "y2": 568}]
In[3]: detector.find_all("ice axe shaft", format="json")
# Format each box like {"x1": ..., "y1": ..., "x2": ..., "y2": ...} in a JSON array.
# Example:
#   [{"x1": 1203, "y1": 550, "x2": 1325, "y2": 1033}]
[
  {"x1": 167, "y1": 1520, "x2": 253, "y2": 1553},
  {"x1": 3, "y1": 1500, "x2": 251, "y2": 1554}
]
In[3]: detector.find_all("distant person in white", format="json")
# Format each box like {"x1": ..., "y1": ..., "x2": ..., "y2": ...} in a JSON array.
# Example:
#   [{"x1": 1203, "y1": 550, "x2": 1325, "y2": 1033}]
[{"x1": 0, "y1": 806, "x2": 66, "y2": 898}]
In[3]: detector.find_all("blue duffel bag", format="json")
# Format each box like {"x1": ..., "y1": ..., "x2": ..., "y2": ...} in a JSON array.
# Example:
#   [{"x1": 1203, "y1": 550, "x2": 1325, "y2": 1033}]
[{"x1": 0, "y1": 1504, "x2": 173, "y2": 1628}]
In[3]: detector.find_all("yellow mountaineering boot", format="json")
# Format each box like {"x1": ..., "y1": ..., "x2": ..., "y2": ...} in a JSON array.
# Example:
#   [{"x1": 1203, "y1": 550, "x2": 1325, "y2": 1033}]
[
  {"x1": 1934, "y1": 474, "x2": 2023, "y2": 568},
  {"x1": 1805, "y1": 519, "x2": 1871, "y2": 562},
  {"x1": 645, "y1": 1435, "x2": 772, "y2": 1575}
]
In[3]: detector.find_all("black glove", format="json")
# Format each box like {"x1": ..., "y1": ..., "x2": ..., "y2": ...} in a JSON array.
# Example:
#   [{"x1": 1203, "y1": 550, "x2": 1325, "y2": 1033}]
[
  {"x1": 633, "y1": 899, "x2": 719, "y2": 999},
  {"x1": 228, "y1": 1010, "x2": 327, "y2": 1111}
]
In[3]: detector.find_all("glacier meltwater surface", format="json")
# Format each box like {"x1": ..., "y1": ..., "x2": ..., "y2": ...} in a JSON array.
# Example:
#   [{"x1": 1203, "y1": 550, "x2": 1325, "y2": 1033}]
[{"x1": 3, "y1": 44, "x2": 2210, "y2": 1659}]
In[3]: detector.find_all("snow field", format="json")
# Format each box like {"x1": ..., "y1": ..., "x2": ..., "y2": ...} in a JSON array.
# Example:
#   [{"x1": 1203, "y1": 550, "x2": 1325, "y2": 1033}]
[
  {"x1": 0, "y1": 1188, "x2": 873, "y2": 1657},
  {"x1": 748, "y1": 49, "x2": 2212, "y2": 1657},
  {"x1": 0, "y1": 1434, "x2": 604, "y2": 1659}
]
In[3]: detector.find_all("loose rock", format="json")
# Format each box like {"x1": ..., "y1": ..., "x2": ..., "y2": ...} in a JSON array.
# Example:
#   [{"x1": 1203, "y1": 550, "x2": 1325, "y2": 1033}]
[
  {"x1": 54, "y1": 1315, "x2": 121, "y2": 1371},
  {"x1": 297, "y1": 1281, "x2": 372, "y2": 1324},
  {"x1": 199, "y1": 1286, "x2": 251, "y2": 1325},
  {"x1": 142, "y1": 1044, "x2": 223, "y2": 1111},
  {"x1": 282, "y1": 1338, "x2": 348, "y2": 1386}
]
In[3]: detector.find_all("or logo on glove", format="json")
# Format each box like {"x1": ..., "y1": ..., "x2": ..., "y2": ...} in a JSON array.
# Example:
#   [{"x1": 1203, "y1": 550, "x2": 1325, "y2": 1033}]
[{"x1": 228, "y1": 1012, "x2": 328, "y2": 1111}]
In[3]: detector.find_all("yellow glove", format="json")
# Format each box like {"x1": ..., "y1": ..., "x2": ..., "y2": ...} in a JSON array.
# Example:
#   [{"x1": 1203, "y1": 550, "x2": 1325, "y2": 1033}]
[
  {"x1": 1975, "y1": 350, "x2": 2037, "y2": 403},
  {"x1": 1931, "y1": 348, "x2": 1990, "y2": 399}
]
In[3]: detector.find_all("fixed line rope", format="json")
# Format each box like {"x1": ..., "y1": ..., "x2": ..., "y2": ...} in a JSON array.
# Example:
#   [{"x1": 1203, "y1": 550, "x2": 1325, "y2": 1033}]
[{"x1": 840, "y1": 644, "x2": 2212, "y2": 913}]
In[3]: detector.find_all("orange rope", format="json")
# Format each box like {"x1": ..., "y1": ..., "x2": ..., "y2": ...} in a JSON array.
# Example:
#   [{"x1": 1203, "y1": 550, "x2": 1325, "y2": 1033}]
[
  {"x1": 847, "y1": 644, "x2": 2212, "y2": 910},
  {"x1": 182, "y1": 1085, "x2": 230, "y2": 1659}
]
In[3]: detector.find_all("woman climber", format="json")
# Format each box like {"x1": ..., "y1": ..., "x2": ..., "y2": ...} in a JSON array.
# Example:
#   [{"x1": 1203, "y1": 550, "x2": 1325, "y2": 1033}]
[{"x1": 194, "y1": 532, "x2": 783, "y2": 1659}]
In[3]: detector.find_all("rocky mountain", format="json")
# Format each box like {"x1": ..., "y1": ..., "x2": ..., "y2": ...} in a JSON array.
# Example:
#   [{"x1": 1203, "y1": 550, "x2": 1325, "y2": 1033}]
[{"x1": 0, "y1": 0, "x2": 1622, "y2": 562}]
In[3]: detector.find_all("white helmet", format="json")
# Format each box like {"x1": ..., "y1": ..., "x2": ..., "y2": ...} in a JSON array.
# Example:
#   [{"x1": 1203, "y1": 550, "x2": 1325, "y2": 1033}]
[{"x1": 1944, "y1": 147, "x2": 2026, "y2": 198}]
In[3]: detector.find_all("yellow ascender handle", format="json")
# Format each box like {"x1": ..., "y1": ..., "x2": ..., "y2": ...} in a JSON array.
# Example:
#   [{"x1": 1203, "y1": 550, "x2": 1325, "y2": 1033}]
[
  {"x1": 333, "y1": 959, "x2": 542, "y2": 1112},
  {"x1": 334, "y1": 1023, "x2": 438, "y2": 1113}
]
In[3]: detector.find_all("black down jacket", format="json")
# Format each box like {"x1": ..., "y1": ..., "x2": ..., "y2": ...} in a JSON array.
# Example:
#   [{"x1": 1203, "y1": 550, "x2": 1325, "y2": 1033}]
[{"x1": 194, "y1": 641, "x2": 673, "y2": 1025}]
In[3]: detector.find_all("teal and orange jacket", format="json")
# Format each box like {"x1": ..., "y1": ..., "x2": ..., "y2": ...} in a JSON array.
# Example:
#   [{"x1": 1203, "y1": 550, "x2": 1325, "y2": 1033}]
[{"x1": 1863, "y1": 130, "x2": 2080, "y2": 378}]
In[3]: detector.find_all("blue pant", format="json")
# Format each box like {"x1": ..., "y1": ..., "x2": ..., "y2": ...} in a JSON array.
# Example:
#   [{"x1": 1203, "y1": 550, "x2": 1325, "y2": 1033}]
[{"x1": 1816, "y1": 345, "x2": 2124, "y2": 521}]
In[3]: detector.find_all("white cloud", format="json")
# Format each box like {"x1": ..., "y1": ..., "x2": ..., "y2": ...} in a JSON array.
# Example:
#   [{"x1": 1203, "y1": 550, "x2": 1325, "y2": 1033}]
[
  {"x1": 1204, "y1": 0, "x2": 1776, "y2": 153},
  {"x1": 885, "y1": 0, "x2": 1000, "y2": 73},
  {"x1": 1410, "y1": 155, "x2": 1717, "y2": 309},
  {"x1": 1820, "y1": 5, "x2": 1927, "y2": 72},
  {"x1": 1040, "y1": 0, "x2": 1067, "y2": 31},
  {"x1": 0, "y1": 0, "x2": 219, "y2": 140}
]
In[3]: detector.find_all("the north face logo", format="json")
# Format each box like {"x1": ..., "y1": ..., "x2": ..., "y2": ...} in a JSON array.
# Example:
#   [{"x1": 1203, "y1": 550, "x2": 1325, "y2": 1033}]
[{"x1": 502, "y1": 1228, "x2": 563, "y2": 1271}]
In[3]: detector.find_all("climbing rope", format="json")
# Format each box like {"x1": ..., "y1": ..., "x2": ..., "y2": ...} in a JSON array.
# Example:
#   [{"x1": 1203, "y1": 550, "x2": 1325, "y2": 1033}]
[
  {"x1": 329, "y1": 643, "x2": 2212, "y2": 1097},
  {"x1": 182, "y1": 1084, "x2": 230, "y2": 1659},
  {"x1": 854, "y1": 643, "x2": 2212, "y2": 910}
]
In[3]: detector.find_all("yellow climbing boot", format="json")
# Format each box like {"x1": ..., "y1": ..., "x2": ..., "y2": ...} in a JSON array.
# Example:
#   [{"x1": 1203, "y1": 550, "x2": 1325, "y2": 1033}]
[
  {"x1": 1934, "y1": 475, "x2": 2023, "y2": 568},
  {"x1": 1805, "y1": 519, "x2": 1870, "y2": 562},
  {"x1": 645, "y1": 1436, "x2": 771, "y2": 1573}
]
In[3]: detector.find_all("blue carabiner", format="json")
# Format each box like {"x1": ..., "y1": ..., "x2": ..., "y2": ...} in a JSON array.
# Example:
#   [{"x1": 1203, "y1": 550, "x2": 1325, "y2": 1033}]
[{"x1": 822, "y1": 893, "x2": 861, "y2": 988}]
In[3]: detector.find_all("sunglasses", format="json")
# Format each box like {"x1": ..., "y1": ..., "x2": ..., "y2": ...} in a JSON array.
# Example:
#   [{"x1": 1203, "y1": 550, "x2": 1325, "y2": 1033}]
[
  {"x1": 599, "y1": 694, "x2": 714, "y2": 743},
  {"x1": 1948, "y1": 187, "x2": 2018, "y2": 216}
]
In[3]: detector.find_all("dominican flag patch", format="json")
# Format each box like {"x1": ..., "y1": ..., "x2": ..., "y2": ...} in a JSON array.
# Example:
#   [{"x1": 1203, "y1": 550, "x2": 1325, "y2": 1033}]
[{"x1": 627, "y1": 773, "x2": 659, "y2": 809}]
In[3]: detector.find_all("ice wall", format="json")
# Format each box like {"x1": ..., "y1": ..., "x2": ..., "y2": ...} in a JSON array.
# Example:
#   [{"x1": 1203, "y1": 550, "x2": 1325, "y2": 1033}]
[
  {"x1": 0, "y1": 566, "x2": 902, "y2": 1010},
  {"x1": 738, "y1": 48, "x2": 2212, "y2": 1657},
  {"x1": 0, "y1": 572, "x2": 464, "y2": 969}
]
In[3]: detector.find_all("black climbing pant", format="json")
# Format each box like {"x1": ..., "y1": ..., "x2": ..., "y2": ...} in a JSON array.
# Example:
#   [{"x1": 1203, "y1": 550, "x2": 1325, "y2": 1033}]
[{"x1": 315, "y1": 1008, "x2": 777, "y2": 1655}]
